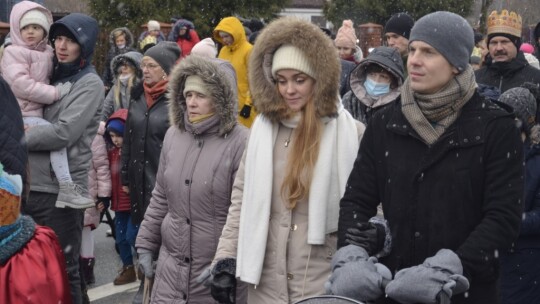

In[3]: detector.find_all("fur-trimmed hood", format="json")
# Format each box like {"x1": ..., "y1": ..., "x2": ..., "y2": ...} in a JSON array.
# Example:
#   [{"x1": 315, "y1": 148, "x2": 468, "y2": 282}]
[
  {"x1": 167, "y1": 55, "x2": 237, "y2": 136},
  {"x1": 249, "y1": 17, "x2": 341, "y2": 122},
  {"x1": 109, "y1": 27, "x2": 135, "y2": 50},
  {"x1": 110, "y1": 51, "x2": 143, "y2": 79}
]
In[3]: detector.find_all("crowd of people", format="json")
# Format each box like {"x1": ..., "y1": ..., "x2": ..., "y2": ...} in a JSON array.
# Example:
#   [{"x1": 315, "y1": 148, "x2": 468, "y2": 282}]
[{"x1": 0, "y1": 1, "x2": 540, "y2": 304}]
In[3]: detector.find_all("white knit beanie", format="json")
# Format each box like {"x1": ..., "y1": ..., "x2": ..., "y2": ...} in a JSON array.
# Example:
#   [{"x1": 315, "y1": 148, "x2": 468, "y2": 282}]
[
  {"x1": 147, "y1": 20, "x2": 160, "y2": 31},
  {"x1": 20, "y1": 9, "x2": 50, "y2": 33},
  {"x1": 271, "y1": 44, "x2": 315, "y2": 79},
  {"x1": 191, "y1": 38, "x2": 217, "y2": 58},
  {"x1": 183, "y1": 75, "x2": 211, "y2": 97}
]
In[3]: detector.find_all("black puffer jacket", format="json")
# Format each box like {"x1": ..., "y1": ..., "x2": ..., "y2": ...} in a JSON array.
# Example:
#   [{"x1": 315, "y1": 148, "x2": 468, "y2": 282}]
[
  {"x1": 339, "y1": 93, "x2": 523, "y2": 303},
  {"x1": 121, "y1": 82, "x2": 169, "y2": 224}
]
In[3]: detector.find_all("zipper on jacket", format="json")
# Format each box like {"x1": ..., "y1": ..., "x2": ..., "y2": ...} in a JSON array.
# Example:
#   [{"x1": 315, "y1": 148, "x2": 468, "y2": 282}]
[{"x1": 499, "y1": 75, "x2": 503, "y2": 91}]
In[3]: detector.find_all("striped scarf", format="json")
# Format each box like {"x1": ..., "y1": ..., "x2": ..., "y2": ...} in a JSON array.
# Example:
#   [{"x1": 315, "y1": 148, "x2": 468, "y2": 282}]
[{"x1": 401, "y1": 65, "x2": 476, "y2": 145}]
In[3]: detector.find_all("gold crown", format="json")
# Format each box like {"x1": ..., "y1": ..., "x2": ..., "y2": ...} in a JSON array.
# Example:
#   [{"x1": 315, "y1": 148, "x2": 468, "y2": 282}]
[{"x1": 487, "y1": 10, "x2": 522, "y2": 37}]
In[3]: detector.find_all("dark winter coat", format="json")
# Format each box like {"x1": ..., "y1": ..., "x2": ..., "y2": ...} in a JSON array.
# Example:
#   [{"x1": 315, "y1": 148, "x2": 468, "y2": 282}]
[
  {"x1": 338, "y1": 93, "x2": 524, "y2": 304},
  {"x1": 121, "y1": 82, "x2": 169, "y2": 224},
  {"x1": 136, "y1": 55, "x2": 248, "y2": 303},
  {"x1": 534, "y1": 22, "x2": 540, "y2": 62},
  {"x1": 0, "y1": 75, "x2": 27, "y2": 180},
  {"x1": 339, "y1": 59, "x2": 355, "y2": 98},
  {"x1": 500, "y1": 133, "x2": 540, "y2": 303},
  {"x1": 342, "y1": 46, "x2": 404, "y2": 125},
  {"x1": 475, "y1": 52, "x2": 540, "y2": 94},
  {"x1": 102, "y1": 27, "x2": 137, "y2": 89}
]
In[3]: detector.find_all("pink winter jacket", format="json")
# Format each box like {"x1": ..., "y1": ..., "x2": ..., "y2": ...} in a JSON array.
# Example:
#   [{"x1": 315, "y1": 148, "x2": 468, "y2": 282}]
[
  {"x1": 85, "y1": 122, "x2": 111, "y2": 229},
  {"x1": 0, "y1": 1, "x2": 57, "y2": 117}
]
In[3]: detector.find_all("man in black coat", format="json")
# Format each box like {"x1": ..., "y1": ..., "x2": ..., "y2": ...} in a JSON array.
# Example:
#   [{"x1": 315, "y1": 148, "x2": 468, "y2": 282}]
[
  {"x1": 475, "y1": 10, "x2": 540, "y2": 104},
  {"x1": 329, "y1": 11, "x2": 523, "y2": 304}
]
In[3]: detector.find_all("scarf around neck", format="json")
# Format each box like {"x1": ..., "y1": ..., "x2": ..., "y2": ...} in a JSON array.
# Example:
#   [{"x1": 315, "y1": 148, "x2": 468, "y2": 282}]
[
  {"x1": 236, "y1": 102, "x2": 360, "y2": 285},
  {"x1": 401, "y1": 65, "x2": 476, "y2": 145},
  {"x1": 144, "y1": 79, "x2": 168, "y2": 108}
]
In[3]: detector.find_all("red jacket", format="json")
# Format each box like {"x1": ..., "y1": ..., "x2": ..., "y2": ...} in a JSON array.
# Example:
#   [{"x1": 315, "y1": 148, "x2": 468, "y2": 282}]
[{"x1": 105, "y1": 109, "x2": 131, "y2": 212}]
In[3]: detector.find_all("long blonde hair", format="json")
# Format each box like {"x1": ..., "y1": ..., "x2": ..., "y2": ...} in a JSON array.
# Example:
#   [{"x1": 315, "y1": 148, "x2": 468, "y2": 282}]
[
  {"x1": 114, "y1": 64, "x2": 136, "y2": 109},
  {"x1": 280, "y1": 97, "x2": 322, "y2": 209}
]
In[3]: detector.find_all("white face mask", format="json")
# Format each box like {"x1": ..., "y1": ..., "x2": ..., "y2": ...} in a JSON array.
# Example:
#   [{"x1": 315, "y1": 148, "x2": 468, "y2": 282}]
[
  {"x1": 117, "y1": 43, "x2": 126, "y2": 49},
  {"x1": 119, "y1": 73, "x2": 133, "y2": 84}
]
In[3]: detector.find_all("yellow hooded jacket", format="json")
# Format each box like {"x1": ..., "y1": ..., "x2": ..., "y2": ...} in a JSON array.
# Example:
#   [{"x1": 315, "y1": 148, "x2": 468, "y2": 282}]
[{"x1": 214, "y1": 17, "x2": 255, "y2": 128}]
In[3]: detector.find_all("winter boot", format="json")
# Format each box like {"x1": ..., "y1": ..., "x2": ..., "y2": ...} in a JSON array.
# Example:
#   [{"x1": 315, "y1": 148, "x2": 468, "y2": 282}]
[
  {"x1": 114, "y1": 265, "x2": 137, "y2": 285},
  {"x1": 80, "y1": 257, "x2": 96, "y2": 285},
  {"x1": 55, "y1": 181, "x2": 95, "y2": 209}
]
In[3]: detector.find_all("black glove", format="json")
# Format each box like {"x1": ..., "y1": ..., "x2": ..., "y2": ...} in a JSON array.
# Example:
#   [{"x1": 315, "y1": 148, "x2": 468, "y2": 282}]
[
  {"x1": 345, "y1": 222, "x2": 385, "y2": 256},
  {"x1": 210, "y1": 258, "x2": 236, "y2": 304},
  {"x1": 97, "y1": 196, "x2": 111, "y2": 209},
  {"x1": 239, "y1": 104, "x2": 251, "y2": 118}
]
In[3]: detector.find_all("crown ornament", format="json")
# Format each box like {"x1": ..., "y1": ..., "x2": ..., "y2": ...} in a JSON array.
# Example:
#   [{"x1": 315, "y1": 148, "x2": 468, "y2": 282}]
[{"x1": 487, "y1": 10, "x2": 522, "y2": 37}]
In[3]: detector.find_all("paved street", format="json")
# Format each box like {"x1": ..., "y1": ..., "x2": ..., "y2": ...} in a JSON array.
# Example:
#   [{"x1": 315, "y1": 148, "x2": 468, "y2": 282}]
[{"x1": 88, "y1": 216, "x2": 140, "y2": 304}]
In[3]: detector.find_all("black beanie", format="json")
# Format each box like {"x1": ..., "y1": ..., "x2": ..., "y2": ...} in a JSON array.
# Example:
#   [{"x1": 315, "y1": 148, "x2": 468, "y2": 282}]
[
  {"x1": 384, "y1": 13, "x2": 414, "y2": 39},
  {"x1": 487, "y1": 33, "x2": 521, "y2": 50}
]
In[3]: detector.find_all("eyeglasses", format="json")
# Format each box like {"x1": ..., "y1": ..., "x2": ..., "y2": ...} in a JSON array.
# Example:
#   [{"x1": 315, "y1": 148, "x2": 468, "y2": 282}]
[{"x1": 140, "y1": 63, "x2": 161, "y2": 70}]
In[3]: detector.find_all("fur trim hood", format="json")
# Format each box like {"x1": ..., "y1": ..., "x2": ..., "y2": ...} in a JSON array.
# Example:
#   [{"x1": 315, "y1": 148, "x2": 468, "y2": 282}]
[
  {"x1": 249, "y1": 17, "x2": 341, "y2": 122},
  {"x1": 111, "y1": 51, "x2": 143, "y2": 79},
  {"x1": 109, "y1": 27, "x2": 135, "y2": 49},
  {"x1": 167, "y1": 55, "x2": 237, "y2": 136}
]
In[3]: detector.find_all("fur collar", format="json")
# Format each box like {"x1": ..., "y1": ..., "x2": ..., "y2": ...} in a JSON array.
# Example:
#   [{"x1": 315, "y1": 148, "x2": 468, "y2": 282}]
[{"x1": 167, "y1": 55, "x2": 237, "y2": 136}]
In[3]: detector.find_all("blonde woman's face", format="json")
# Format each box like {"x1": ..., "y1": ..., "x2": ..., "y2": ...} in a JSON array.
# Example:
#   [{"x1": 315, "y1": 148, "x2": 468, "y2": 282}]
[{"x1": 276, "y1": 69, "x2": 315, "y2": 112}]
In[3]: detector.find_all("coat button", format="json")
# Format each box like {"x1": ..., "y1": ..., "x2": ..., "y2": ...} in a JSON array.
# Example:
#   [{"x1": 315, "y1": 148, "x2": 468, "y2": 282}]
[
  {"x1": 185, "y1": 179, "x2": 190, "y2": 185},
  {"x1": 186, "y1": 218, "x2": 190, "y2": 224},
  {"x1": 184, "y1": 257, "x2": 190, "y2": 263},
  {"x1": 414, "y1": 231, "x2": 421, "y2": 237},
  {"x1": 183, "y1": 294, "x2": 187, "y2": 300},
  {"x1": 290, "y1": 224, "x2": 297, "y2": 231},
  {"x1": 287, "y1": 273, "x2": 294, "y2": 280}
]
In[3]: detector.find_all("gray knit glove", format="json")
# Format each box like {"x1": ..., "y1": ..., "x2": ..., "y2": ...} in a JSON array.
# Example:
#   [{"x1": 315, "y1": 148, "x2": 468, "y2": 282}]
[
  {"x1": 55, "y1": 82, "x2": 72, "y2": 100},
  {"x1": 325, "y1": 245, "x2": 392, "y2": 302},
  {"x1": 385, "y1": 249, "x2": 470, "y2": 304},
  {"x1": 137, "y1": 248, "x2": 155, "y2": 279}
]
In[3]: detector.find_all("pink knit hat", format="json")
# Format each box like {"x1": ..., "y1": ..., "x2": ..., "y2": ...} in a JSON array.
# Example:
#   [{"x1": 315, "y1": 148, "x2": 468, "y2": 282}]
[
  {"x1": 520, "y1": 43, "x2": 534, "y2": 54},
  {"x1": 334, "y1": 20, "x2": 357, "y2": 49}
]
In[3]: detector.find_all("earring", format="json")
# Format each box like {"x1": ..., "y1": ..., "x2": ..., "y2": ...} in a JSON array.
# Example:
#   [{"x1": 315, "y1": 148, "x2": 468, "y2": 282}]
[{"x1": 162, "y1": 73, "x2": 167, "y2": 80}]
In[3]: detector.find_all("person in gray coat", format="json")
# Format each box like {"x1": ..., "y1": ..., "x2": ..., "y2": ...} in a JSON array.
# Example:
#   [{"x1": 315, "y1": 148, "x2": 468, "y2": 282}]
[
  {"x1": 135, "y1": 55, "x2": 248, "y2": 303},
  {"x1": 23, "y1": 13, "x2": 102, "y2": 304},
  {"x1": 342, "y1": 46, "x2": 404, "y2": 125}
]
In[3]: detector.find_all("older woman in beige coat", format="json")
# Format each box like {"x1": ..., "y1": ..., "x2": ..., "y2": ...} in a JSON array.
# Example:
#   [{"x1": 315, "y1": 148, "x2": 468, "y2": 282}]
[
  {"x1": 135, "y1": 55, "x2": 248, "y2": 303},
  {"x1": 204, "y1": 17, "x2": 365, "y2": 303}
]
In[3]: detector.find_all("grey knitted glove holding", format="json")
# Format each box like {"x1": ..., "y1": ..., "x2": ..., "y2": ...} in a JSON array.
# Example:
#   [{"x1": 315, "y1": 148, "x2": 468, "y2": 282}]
[
  {"x1": 55, "y1": 82, "x2": 72, "y2": 100},
  {"x1": 137, "y1": 248, "x2": 155, "y2": 279},
  {"x1": 385, "y1": 249, "x2": 470, "y2": 304},
  {"x1": 325, "y1": 245, "x2": 392, "y2": 302}
]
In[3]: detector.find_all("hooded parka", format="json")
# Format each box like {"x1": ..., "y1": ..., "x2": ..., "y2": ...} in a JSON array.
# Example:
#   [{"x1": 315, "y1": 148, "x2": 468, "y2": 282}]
[
  {"x1": 213, "y1": 17, "x2": 364, "y2": 303},
  {"x1": 135, "y1": 55, "x2": 248, "y2": 303},
  {"x1": 534, "y1": 22, "x2": 540, "y2": 62},
  {"x1": 102, "y1": 27, "x2": 136, "y2": 89},
  {"x1": 342, "y1": 46, "x2": 404, "y2": 125},
  {"x1": 213, "y1": 17, "x2": 255, "y2": 128}
]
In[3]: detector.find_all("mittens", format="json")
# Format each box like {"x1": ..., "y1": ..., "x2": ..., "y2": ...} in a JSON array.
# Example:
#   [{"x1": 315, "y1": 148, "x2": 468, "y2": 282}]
[
  {"x1": 55, "y1": 82, "x2": 72, "y2": 100},
  {"x1": 137, "y1": 248, "x2": 155, "y2": 279},
  {"x1": 385, "y1": 249, "x2": 470, "y2": 304},
  {"x1": 325, "y1": 245, "x2": 392, "y2": 302}
]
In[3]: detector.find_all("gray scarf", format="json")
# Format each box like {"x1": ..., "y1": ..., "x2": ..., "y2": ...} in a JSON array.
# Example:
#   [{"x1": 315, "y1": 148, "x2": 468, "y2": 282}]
[{"x1": 401, "y1": 65, "x2": 476, "y2": 145}]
